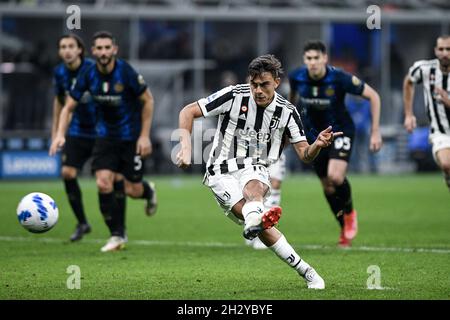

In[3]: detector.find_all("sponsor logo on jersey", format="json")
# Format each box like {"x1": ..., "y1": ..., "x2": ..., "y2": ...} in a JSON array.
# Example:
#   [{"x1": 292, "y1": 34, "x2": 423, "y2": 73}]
[
  {"x1": 114, "y1": 83, "x2": 124, "y2": 93},
  {"x1": 238, "y1": 128, "x2": 271, "y2": 142}
]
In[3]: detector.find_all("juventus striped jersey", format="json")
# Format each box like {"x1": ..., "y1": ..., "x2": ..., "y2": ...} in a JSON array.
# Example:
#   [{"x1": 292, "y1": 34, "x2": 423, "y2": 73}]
[
  {"x1": 408, "y1": 59, "x2": 450, "y2": 135},
  {"x1": 197, "y1": 84, "x2": 306, "y2": 175}
]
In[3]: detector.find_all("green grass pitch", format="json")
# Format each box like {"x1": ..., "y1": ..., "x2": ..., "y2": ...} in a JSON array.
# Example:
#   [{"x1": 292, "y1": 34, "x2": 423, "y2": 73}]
[{"x1": 0, "y1": 174, "x2": 449, "y2": 300}]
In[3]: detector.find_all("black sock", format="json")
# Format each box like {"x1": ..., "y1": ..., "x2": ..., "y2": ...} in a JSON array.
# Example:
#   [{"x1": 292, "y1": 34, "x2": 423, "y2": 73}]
[
  {"x1": 114, "y1": 180, "x2": 127, "y2": 234},
  {"x1": 98, "y1": 192, "x2": 124, "y2": 237},
  {"x1": 335, "y1": 178, "x2": 353, "y2": 214},
  {"x1": 141, "y1": 180, "x2": 153, "y2": 200},
  {"x1": 64, "y1": 179, "x2": 87, "y2": 225},
  {"x1": 324, "y1": 192, "x2": 344, "y2": 228}
]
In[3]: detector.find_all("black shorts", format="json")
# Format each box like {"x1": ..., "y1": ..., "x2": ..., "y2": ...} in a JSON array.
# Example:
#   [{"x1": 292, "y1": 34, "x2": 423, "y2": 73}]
[
  {"x1": 312, "y1": 135, "x2": 354, "y2": 178},
  {"x1": 62, "y1": 136, "x2": 95, "y2": 170},
  {"x1": 91, "y1": 138, "x2": 145, "y2": 183}
]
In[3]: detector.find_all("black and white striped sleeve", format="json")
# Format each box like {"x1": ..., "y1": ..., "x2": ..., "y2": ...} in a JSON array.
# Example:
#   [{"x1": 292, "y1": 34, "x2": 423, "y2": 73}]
[
  {"x1": 286, "y1": 108, "x2": 307, "y2": 144},
  {"x1": 408, "y1": 60, "x2": 426, "y2": 84},
  {"x1": 197, "y1": 85, "x2": 234, "y2": 118}
]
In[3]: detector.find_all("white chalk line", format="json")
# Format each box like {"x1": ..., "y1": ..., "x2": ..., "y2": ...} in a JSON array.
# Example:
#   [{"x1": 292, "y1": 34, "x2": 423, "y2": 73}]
[{"x1": 0, "y1": 236, "x2": 449, "y2": 254}]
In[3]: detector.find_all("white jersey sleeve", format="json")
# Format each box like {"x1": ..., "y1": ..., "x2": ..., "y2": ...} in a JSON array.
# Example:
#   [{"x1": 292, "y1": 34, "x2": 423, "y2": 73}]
[
  {"x1": 286, "y1": 107, "x2": 307, "y2": 144},
  {"x1": 197, "y1": 85, "x2": 234, "y2": 118},
  {"x1": 408, "y1": 60, "x2": 428, "y2": 84}
]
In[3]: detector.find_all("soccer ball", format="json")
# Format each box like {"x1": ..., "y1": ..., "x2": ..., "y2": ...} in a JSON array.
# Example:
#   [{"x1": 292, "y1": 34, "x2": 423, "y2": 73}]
[{"x1": 16, "y1": 192, "x2": 59, "y2": 233}]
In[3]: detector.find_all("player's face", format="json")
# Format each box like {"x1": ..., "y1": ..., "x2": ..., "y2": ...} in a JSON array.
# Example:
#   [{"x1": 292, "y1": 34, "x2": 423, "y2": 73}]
[
  {"x1": 58, "y1": 38, "x2": 82, "y2": 65},
  {"x1": 249, "y1": 72, "x2": 280, "y2": 108},
  {"x1": 92, "y1": 38, "x2": 118, "y2": 67},
  {"x1": 303, "y1": 50, "x2": 328, "y2": 78},
  {"x1": 435, "y1": 37, "x2": 450, "y2": 68}
]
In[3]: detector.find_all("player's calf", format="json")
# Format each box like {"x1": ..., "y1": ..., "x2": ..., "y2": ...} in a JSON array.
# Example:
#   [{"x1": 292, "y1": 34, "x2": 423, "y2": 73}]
[{"x1": 269, "y1": 234, "x2": 325, "y2": 289}]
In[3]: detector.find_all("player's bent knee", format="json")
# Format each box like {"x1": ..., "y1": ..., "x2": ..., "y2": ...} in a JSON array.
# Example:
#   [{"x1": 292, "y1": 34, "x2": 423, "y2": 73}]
[
  {"x1": 96, "y1": 177, "x2": 113, "y2": 193},
  {"x1": 327, "y1": 174, "x2": 345, "y2": 186},
  {"x1": 243, "y1": 180, "x2": 268, "y2": 201},
  {"x1": 61, "y1": 167, "x2": 77, "y2": 180},
  {"x1": 440, "y1": 161, "x2": 450, "y2": 174}
]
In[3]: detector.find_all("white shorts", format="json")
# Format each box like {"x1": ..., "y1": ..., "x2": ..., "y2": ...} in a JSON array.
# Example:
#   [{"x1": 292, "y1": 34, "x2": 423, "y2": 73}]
[
  {"x1": 430, "y1": 133, "x2": 450, "y2": 162},
  {"x1": 268, "y1": 153, "x2": 286, "y2": 181},
  {"x1": 204, "y1": 165, "x2": 271, "y2": 225}
]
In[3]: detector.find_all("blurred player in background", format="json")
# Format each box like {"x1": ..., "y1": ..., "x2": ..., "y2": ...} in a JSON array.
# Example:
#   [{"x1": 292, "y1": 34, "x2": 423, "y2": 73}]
[
  {"x1": 177, "y1": 54, "x2": 344, "y2": 289},
  {"x1": 404, "y1": 35, "x2": 450, "y2": 191},
  {"x1": 50, "y1": 31, "x2": 157, "y2": 252},
  {"x1": 287, "y1": 40, "x2": 382, "y2": 247},
  {"x1": 52, "y1": 34, "x2": 123, "y2": 242}
]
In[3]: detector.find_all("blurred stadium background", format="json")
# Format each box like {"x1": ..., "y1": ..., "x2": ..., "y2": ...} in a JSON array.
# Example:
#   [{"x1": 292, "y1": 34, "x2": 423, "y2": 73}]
[{"x1": 0, "y1": 0, "x2": 449, "y2": 179}]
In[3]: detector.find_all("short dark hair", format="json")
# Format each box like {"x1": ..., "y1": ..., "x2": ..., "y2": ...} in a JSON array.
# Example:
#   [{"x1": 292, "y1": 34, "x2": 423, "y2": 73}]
[
  {"x1": 247, "y1": 54, "x2": 283, "y2": 80},
  {"x1": 92, "y1": 31, "x2": 116, "y2": 45},
  {"x1": 58, "y1": 34, "x2": 85, "y2": 57},
  {"x1": 303, "y1": 40, "x2": 327, "y2": 54}
]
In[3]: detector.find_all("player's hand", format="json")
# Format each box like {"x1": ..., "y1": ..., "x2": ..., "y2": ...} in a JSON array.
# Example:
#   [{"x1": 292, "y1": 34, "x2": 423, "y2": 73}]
[
  {"x1": 435, "y1": 87, "x2": 450, "y2": 108},
  {"x1": 137, "y1": 136, "x2": 152, "y2": 158},
  {"x1": 49, "y1": 135, "x2": 65, "y2": 156},
  {"x1": 369, "y1": 131, "x2": 383, "y2": 152},
  {"x1": 315, "y1": 126, "x2": 343, "y2": 148},
  {"x1": 404, "y1": 114, "x2": 416, "y2": 133},
  {"x1": 176, "y1": 148, "x2": 191, "y2": 169}
]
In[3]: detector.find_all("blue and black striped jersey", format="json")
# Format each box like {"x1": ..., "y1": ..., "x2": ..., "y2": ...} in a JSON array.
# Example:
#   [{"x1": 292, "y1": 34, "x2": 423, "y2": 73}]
[
  {"x1": 289, "y1": 65, "x2": 365, "y2": 143},
  {"x1": 70, "y1": 58, "x2": 147, "y2": 141},
  {"x1": 53, "y1": 58, "x2": 97, "y2": 138}
]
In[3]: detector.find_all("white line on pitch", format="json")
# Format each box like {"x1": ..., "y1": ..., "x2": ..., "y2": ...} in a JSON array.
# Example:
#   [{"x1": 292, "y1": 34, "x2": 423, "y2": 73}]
[{"x1": 1, "y1": 235, "x2": 449, "y2": 254}]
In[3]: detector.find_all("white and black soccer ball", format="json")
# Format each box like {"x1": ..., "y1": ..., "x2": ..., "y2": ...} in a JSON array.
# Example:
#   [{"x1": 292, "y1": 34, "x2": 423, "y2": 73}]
[{"x1": 16, "y1": 192, "x2": 59, "y2": 233}]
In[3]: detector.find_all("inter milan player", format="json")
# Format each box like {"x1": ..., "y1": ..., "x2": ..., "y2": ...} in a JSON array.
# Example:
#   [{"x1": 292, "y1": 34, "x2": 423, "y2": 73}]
[{"x1": 50, "y1": 31, "x2": 157, "y2": 252}]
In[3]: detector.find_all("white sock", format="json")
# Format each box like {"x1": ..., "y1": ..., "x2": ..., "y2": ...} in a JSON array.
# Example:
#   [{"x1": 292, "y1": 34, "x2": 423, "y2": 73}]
[
  {"x1": 242, "y1": 201, "x2": 264, "y2": 221},
  {"x1": 264, "y1": 189, "x2": 281, "y2": 211},
  {"x1": 269, "y1": 235, "x2": 311, "y2": 276}
]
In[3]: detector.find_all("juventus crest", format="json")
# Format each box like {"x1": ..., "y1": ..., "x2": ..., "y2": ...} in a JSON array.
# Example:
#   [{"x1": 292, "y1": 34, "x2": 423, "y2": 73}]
[{"x1": 270, "y1": 116, "x2": 280, "y2": 129}]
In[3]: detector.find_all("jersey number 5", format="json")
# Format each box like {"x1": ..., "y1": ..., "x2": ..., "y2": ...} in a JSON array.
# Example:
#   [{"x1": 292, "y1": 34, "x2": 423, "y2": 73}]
[{"x1": 134, "y1": 155, "x2": 142, "y2": 171}]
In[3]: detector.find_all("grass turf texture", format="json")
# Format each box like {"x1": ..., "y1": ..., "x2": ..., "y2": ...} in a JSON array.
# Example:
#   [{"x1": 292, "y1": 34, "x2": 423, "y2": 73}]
[{"x1": 0, "y1": 174, "x2": 449, "y2": 300}]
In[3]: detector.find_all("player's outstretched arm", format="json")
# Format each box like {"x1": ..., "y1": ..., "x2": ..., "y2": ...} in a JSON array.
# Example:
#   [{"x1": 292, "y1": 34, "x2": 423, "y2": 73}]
[
  {"x1": 403, "y1": 75, "x2": 417, "y2": 133},
  {"x1": 51, "y1": 97, "x2": 63, "y2": 142},
  {"x1": 292, "y1": 126, "x2": 343, "y2": 164},
  {"x1": 361, "y1": 83, "x2": 382, "y2": 152},
  {"x1": 49, "y1": 96, "x2": 78, "y2": 156},
  {"x1": 136, "y1": 89, "x2": 154, "y2": 158},
  {"x1": 177, "y1": 102, "x2": 203, "y2": 169}
]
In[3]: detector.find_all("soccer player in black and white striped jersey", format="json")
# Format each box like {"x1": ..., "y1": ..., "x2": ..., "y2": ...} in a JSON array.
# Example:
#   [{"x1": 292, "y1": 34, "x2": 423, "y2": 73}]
[
  {"x1": 404, "y1": 35, "x2": 450, "y2": 190},
  {"x1": 177, "y1": 55, "x2": 342, "y2": 289}
]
